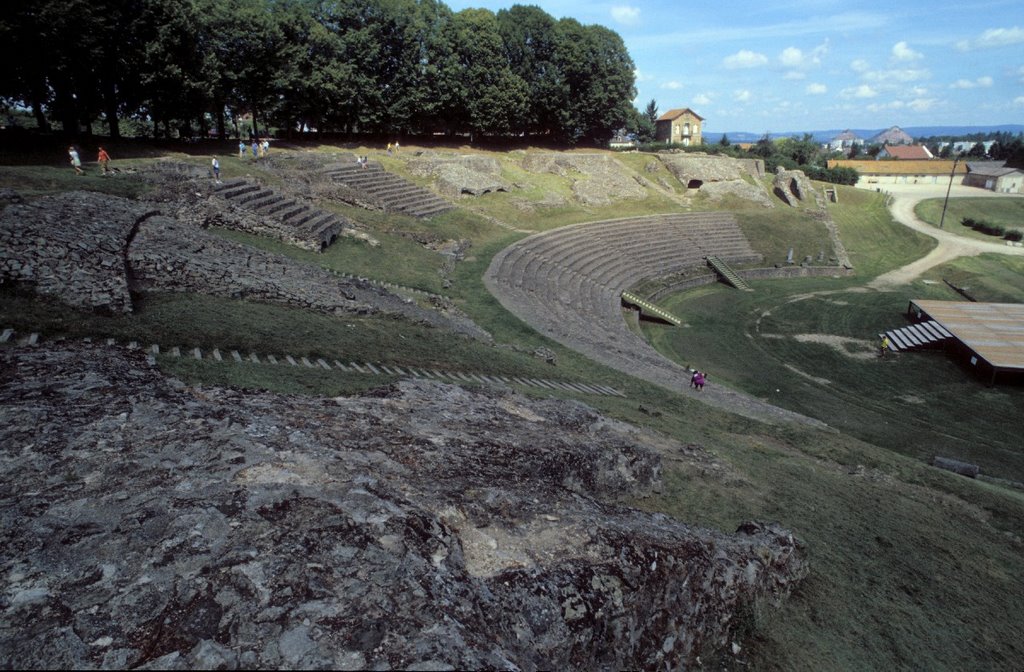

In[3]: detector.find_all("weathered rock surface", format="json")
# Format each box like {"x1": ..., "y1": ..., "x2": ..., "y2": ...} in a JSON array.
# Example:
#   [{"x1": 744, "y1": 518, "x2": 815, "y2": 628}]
[
  {"x1": 0, "y1": 192, "x2": 155, "y2": 313},
  {"x1": 772, "y1": 168, "x2": 820, "y2": 208},
  {"x1": 0, "y1": 191, "x2": 489, "y2": 340},
  {"x1": 408, "y1": 155, "x2": 511, "y2": 198},
  {"x1": 699, "y1": 179, "x2": 774, "y2": 207},
  {"x1": 0, "y1": 343, "x2": 807, "y2": 671},
  {"x1": 520, "y1": 154, "x2": 648, "y2": 205},
  {"x1": 658, "y1": 154, "x2": 771, "y2": 206}
]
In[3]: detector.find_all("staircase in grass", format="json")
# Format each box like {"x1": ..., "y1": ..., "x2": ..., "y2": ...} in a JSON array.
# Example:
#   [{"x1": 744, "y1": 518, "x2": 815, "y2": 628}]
[{"x1": 879, "y1": 320, "x2": 953, "y2": 352}]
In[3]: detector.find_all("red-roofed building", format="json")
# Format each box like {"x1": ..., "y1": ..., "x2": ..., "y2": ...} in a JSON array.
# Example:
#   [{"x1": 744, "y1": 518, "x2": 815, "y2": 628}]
[
  {"x1": 655, "y1": 108, "x2": 704, "y2": 146},
  {"x1": 878, "y1": 144, "x2": 933, "y2": 160}
]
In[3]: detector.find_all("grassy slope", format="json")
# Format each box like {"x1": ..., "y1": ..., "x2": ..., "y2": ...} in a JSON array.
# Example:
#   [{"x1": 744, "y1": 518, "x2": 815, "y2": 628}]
[
  {"x1": 2, "y1": 147, "x2": 1023, "y2": 670},
  {"x1": 915, "y1": 196, "x2": 1024, "y2": 241}
]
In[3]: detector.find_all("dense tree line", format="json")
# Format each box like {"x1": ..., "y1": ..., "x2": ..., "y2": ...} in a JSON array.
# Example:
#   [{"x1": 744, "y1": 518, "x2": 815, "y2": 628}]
[{"x1": 0, "y1": 0, "x2": 636, "y2": 145}]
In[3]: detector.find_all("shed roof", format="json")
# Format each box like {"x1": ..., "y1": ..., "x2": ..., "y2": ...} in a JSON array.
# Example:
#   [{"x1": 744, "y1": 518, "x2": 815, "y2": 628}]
[
  {"x1": 911, "y1": 300, "x2": 1024, "y2": 370},
  {"x1": 827, "y1": 159, "x2": 966, "y2": 176},
  {"x1": 966, "y1": 161, "x2": 1023, "y2": 178}
]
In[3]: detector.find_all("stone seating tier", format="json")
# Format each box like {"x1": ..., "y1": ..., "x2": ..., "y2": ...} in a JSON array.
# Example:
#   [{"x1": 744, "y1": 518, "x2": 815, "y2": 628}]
[{"x1": 325, "y1": 164, "x2": 452, "y2": 218}]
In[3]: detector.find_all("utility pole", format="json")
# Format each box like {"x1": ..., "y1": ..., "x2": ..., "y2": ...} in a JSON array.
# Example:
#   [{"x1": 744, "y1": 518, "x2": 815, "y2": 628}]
[{"x1": 938, "y1": 157, "x2": 960, "y2": 229}]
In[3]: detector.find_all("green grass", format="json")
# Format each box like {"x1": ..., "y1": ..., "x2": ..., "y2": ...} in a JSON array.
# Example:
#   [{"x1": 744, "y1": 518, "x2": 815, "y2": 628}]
[
  {"x1": 830, "y1": 185, "x2": 937, "y2": 279},
  {"x1": 646, "y1": 279, "x2": 1024, "y2": 482},
  {"x1": 3, "y1": 143, "x2": 1024, "y2": 671},
  {"x1": 915, "y1": 196, "x2": 1024, "y2": 241}
]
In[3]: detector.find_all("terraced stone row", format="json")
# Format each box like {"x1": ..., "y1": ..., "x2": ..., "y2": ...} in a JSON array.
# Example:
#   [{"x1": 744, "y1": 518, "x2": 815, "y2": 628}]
[
  {"x1": 0, "y1": 328, "x2": 622, "y2": 397},
  {"x1": 324, "y1": 161, "x2": 452, "y2": 218},
  {"x1": 214, "y1": 178, "x2": 348, "y2": 251},
  {"x1": 485, "y1": 214, "x2": 825, "y2": 427}
]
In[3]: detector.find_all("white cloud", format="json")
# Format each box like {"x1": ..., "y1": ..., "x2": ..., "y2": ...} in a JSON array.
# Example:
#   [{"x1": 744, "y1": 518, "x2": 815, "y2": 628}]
[
  {"x1": 908, "y1": 98, "x2": 937, "y2": 112},
  {"x1": 1018, "y1": 66, "x2": 1024, "y2": 83},
  {"x1": 851, "y1": 59, "x2": 870, "y2": 73},
  {"x1": 611, "y1": 6, "x2": 641, "y2": 26},
  {"x1": 806, "y1": 83, "x2": 827, "y2": 94},
  {"x1": 723, "y1": 50, "x2": 768, "y2": 69},
  {"x1": 778, "y1": 41, "x2": 828, "y2": 70},
  {"x1": 891, "y1": 41, "x2": 922, "y2": 61},
  {"x1": 1015, "y1": 96, "x2": 1024, "y2": 107},
  {"x1": 783, "y1": 71, "x2": 806, "y2": 80},
  {"x1": 861, "y1": 68, "x2": 930, "y2": 83},
  {"x1": 951, "y1": 76, "x2": 993, "y2": 89},
  {"x1": 780, "y1": 47, "x2": 804, "y2": 67},
  {"x1": 693, "y1": 93, "x2": 712, "y2": 105},
  {"x1": 734, "y1": 89, "x2": 752, "y2": 102},
  {"x1": 634, "y1": 69, "x2": 654, "y2": 83},
  {"x1": 842, "y1": 84, "x2": 879, "y2": 99},
  {"x1": 957, "y1": 26, "x2": 1024, "y2": 51},
  {"x1": 867, "y1": 100, "x2": 906, "y2": 113},
  {"x1": 660, "y1": 81, "x2": 683, "y2": 90}
]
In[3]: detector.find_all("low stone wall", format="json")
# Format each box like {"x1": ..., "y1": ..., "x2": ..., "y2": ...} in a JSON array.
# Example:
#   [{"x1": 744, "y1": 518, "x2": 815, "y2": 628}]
[
  {"x1": 0, "y1": 342, "x2": 807, "y2": 670},
  {"x1": 647, "y1": 266, "x2": 853, "y2": 302}
]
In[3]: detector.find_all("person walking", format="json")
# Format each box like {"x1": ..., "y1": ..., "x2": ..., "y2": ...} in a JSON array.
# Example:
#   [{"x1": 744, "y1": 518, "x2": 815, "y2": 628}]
[
  {"x1": 251, "y1": 139, "x2": 259, "y2": 159},
  {"x1": 97, "y1": 147, "x2": 111, "y2": 175},
  {"x1": 693, "y1": 371, "x2": 706, "y2": 391},
  {"x1": 211, "y1": 156, "x2": 221, "y2": 184},
  {"x1": 880, "y1": 335, "x2": 891, "y2": 357},
  {"x1": 238, "y1": 140, "x2": 246, "y2": 158},
  {"x1": 68, "y1": 146, "x2": 83, "y2": 175},
  {"x1": 690, "y1": 370, "x2": 700, "y2": 389}
]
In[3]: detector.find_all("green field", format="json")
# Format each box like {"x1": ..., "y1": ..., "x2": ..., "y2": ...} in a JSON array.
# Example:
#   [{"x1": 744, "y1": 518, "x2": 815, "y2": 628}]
[
  {"x1": 915, "y1": 196, "x2": 1024, "y2": 241},
  {"x1": 2, "y1": 145, "x2": 1023, "y2": 671}
]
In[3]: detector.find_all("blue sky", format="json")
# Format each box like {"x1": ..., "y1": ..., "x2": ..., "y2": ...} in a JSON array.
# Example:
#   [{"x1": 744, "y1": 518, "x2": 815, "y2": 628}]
[{"x1": 445, "y1": 0, "x2": 1024, "y2": 134}]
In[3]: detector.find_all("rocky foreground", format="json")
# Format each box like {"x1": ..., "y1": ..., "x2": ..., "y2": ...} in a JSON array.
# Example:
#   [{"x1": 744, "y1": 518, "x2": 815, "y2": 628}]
[{"x1": 0, "y1": 342, "x2": 806, "y2": 670}]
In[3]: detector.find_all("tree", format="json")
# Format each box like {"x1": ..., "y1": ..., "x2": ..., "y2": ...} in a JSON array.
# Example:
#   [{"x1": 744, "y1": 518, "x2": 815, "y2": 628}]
[
  {"x1": 496, "y1": 4, "x2": 558, "y2": 137},
  {"x1": 966, "y1": 142, "x2": 987, "y2": 158},
  {"x1": 549, "y1": 19, "x2": 635, "y2": 144},
  {"x1": 848, "y1": 143, "x2": 861, "y2": 159},
  {"x1": 451, "y1": 9, "x2": 528, "y2": 138},
  {"x1": 718, "y1": 133, "x2": 730, "y2": 147}
]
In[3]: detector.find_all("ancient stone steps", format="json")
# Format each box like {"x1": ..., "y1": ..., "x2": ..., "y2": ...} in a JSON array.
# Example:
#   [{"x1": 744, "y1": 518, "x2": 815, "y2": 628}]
[
  {"x1": 213, "y1": 179, "x2": 347, "y2": 251},
  {"x1": 0, "y1": 327, "x2": 624, "y2": 398},
  {"x1": 323, "y1": 162, "x2": 453, "y2": 219},
  {"x1": 483, "y1": 213, "x2": 808, "y2": 423}
]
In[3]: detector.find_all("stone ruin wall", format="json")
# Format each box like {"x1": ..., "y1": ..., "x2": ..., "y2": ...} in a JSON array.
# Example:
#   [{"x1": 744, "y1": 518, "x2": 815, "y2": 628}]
[
  {"x1": 0, "y1": 342, "x2": 808, "y2": 670},
  {"x1": 0, "y1": 191, "x2": 489, "y2": 340},
  {"x1": 0, "y1": 192, "x2": 154, "y2": 313}
]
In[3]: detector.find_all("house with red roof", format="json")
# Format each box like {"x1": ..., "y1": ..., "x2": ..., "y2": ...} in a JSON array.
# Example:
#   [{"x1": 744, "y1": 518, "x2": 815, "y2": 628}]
[{"x1": 878, "y1": 144, "x2": 933, "y2": 160}]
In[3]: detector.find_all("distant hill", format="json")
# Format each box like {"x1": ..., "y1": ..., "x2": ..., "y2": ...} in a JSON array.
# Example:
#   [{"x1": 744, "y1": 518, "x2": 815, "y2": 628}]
[{"x1": 704, "y1": 125, "x2": 1024, "y2": 144}]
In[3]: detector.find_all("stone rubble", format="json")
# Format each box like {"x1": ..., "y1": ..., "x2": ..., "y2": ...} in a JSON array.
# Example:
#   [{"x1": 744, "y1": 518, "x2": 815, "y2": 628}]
[{"x1": 0, "y1": 342, "x2": 807, "y2": 671}]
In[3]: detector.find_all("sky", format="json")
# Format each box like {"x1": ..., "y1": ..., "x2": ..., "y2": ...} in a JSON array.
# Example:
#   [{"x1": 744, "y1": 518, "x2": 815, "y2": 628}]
[{"x1": 444, "y1": 0, "x2": 1024, "y2": 135}]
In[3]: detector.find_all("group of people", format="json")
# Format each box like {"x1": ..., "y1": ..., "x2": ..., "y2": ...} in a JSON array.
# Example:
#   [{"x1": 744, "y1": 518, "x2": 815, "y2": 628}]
[
  {"x1": 690, "y1": 369, "x2": 708, "y2": 391},
  {"x1": 239, "y1": 138, "x2": 270, "y2": 159},
  {"x1": 67, "y1": 146, "x2": 112, "y2": 176},
  {"x1": 386, "y1": 141, "x2": 400, "y2": 155}
]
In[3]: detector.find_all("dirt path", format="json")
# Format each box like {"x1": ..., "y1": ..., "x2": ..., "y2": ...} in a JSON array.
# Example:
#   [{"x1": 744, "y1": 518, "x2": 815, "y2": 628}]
[{"x1": 867, "y1": 184, "x2": 1024, "y2": 289}]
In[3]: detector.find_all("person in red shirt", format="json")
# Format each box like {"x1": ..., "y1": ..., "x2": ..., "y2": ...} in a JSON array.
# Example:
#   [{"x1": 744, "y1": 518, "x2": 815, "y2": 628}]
[{"x1": 97, "y1": 147, "x2": 111, "y2": 175}]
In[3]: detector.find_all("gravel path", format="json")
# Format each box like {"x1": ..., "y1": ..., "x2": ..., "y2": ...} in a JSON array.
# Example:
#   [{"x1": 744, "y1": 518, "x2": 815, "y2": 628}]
[{"x1": 867, "y1": 184, "x2": 1024, "y2": 289}]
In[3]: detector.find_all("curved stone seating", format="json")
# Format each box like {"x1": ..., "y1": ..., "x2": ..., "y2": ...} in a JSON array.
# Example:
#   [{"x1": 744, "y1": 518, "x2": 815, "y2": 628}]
[
  {"x1": 324, "y1": 161, "x2": 452, "y2": 218},
  {"x1": 483, "y1": 213, "x2": 817, "y2": 425},
  {"x1": 214, "y1": 179, "x2": 349, "y2": 251}
]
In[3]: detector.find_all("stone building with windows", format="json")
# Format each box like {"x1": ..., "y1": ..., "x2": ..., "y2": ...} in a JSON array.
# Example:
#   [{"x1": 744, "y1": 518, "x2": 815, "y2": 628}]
[{"x1": 655, "y1": 108, "x2": 704, "y2": 146}]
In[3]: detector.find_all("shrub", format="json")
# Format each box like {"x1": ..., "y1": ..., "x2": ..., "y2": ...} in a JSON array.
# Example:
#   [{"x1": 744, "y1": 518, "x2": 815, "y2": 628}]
[
  {"x1": 970, "y1": 219, "x2": 1005, "y2": 236},
  {"x1": 961, "y1": 217, "x2": 976, "y2": 227},
  {"x1": 1004, "y1": 229, "x2": 1023, "y2": 242}
]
